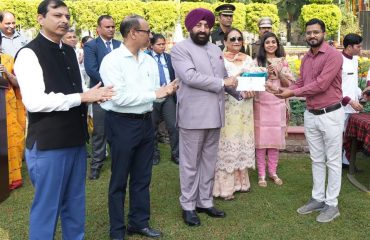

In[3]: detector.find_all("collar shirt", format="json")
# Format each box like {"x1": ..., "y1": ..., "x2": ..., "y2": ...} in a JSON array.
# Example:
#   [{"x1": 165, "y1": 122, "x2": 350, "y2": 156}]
[
  {"x1": 100, "y1": 36, "x2": 112, "y2": 51},
  {"x1": 74, "y1": 47, "x2": 89, "y2": 92},
  {"x1": 100, "y1": 44, "x2": 160, "y2": 114},
  {"x1": 1, "y1": 31, "x2": 29, "y2": 57},
  {"x1": 152, "y1": 52, "x2": 170, "y2": 84},
  {"x1": 341, "y1": 54, "x2": 361, "y2": 113},
  {"x1": 14, "y1": 34, "x2": 81, "y2": 113},
  {"x1": 290, "y1": 42, "x2": 343, "y2": 109}
]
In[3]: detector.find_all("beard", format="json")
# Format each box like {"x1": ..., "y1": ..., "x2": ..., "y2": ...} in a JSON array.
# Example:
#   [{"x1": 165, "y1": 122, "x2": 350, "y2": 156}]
[
  {"x1": 190, "y1": 31, "x2": 210, "y2": 46},
  {"x1": 306, "y1": 36, "x2": 324, "y2": 48}
]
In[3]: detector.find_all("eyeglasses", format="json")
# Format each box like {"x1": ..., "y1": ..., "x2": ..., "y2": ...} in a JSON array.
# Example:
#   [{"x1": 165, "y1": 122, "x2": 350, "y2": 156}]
[
  {"x1": 136, "y1": 29, "x2": 151, "y2": 34},
  {"x1": 229, "y1": 37, "x2": 243, "y2": 42},
  {"x1": 305, "y1": 30, "x2": 322, "y2": 36}
]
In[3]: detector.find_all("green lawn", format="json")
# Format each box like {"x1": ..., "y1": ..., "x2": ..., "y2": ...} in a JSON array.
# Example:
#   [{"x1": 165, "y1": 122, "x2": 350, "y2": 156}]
[{"x1": 1, "y1": 145, "x2": 369, "y2": 240}]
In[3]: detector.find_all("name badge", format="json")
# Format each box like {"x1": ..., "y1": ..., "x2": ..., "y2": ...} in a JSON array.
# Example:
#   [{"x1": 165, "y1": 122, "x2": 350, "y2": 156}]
[{"x1": 215, "y1": 40, "x2": 222, "y2": 46}]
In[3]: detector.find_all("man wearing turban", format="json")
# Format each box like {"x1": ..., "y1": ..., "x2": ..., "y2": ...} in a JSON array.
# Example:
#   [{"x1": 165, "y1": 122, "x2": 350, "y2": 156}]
[{"x1": 171, "y1": 8, "x2": 238, "y2": 227}]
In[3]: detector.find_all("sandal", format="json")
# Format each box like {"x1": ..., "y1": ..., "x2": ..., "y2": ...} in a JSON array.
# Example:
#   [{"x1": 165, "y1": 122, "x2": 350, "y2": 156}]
[
  {"x1": 258, "y1": 177, "x2": 267, "y2": 187},
  {"x1": 270, "y1": 175, "x2": 283, "y2": 186},
  {"x1": 239, "y1": 188, "x2": 251, "y2": 193},
  {"x1": 223, "y1": 195, "x2": 235, "y2": 201}
]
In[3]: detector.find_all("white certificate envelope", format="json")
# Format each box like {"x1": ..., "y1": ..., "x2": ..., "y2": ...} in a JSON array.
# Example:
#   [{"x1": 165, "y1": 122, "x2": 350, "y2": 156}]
[{"x1": 236, "y1": 76, "x2": 265, "y2": 91}]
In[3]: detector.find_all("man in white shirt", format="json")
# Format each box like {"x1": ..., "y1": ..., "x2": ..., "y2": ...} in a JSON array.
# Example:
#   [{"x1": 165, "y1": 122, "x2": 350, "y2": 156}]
[
  {"x1": 99, "y1": 15, "x2": 177, "y2": 240},
  {"x1": 0, "y1": 11, "x2": 28, "y2": 57},
  {"x1": 63, "y1": 28, "x2": 89, "y2": 90},
  {"x1": 340, "y1": 33, "x2": 363, "y2": 167},
  {"x1": 62, "y1": 29, "x2": 82, "y2": 63}
]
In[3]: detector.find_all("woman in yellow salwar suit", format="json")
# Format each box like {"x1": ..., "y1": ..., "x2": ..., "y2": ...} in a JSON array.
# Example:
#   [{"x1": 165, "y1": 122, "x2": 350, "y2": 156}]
[{"x1": 0, "y1": 36, "x2": 26, "y2": 189}]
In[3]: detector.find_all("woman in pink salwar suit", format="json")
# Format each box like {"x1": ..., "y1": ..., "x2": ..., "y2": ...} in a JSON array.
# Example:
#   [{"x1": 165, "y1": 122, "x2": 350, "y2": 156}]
[{"x1": 254, "y1": 32, "x2": 295, "y2": 187}]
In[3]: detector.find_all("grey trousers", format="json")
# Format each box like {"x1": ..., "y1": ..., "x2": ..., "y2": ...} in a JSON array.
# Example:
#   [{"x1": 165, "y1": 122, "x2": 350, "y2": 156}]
[
  {"x1": 179, "y1": 127, "x2": 220, "y2": 210},
  {"x1": 90, "y1": 103, "x2": 107, "y2": 170}
]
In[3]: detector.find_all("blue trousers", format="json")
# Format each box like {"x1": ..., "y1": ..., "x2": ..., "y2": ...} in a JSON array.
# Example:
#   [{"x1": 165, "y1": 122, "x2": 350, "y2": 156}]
[
  {"x1": 105, "y1": 111, "x2": 154, "y2": 239},
  {"x1": 26, "y1": 144, "x2": 86, "y2": 240}
]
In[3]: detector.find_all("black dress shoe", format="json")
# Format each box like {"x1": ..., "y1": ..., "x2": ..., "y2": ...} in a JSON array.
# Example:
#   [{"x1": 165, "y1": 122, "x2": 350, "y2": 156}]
[
  {"x1": 126, "y1": 225, "x2": 161, "y2": 238},
  {"x1": 88, "y1": 169, "x2": 100, "y2": 180},
  {"x1": 153, "y1": 157, "x2": 160, "y2": 165},
  {"x1": 196, "y1": 207, "x2": 226, "y2": 218},
  {"x1": 182, "y1": 210, "x2": 200, "y2": 226},
  {"x1": 171, "y1": 155, "x2": 179, "y2": 164}
]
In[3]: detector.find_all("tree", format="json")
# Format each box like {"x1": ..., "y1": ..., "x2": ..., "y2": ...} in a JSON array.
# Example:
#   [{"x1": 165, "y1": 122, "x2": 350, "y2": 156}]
[{"x1": 276, "y1": 0, "x2": 310, "y2": 42}]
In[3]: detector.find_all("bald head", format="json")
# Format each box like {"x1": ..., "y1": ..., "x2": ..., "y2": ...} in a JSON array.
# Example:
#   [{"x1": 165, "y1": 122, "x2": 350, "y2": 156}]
[{"x1": 0, "y1": 12, "x2": 16, "y2": 37}]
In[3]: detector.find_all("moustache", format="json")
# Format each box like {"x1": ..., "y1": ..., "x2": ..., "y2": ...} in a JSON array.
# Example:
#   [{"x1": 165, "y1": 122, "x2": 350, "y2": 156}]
[{"x1": 58, "y1": 25, "x2": 69, "y2": 29}]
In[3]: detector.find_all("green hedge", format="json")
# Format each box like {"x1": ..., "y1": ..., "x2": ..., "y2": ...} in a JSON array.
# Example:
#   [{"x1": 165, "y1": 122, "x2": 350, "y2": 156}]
[
  {"x1": 0, "y1": 0, "x2": 281, "y2": 35},
  {"x1": 245, "y1": 3, "x2": 279, "y2": 34},
  {"x1": 144, "y1": 1, "x2": 178, "y2": 35},
  {"x1": 300, "y1": 4, "x2": 342, "y2": 37},
  {"x1": 0, "y1": 0, "x2": 38, "y2": 29},
  {"x1": 309, "y1": 0, "x2": 333, "y2": 3}
]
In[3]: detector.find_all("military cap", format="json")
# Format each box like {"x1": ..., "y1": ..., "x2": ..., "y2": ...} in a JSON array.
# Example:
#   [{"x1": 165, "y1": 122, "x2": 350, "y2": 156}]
[
  {"x1": 215, "y1": 4, "x2": 235, "y2": 16},
  {"x1": 258, "y1": 17, "x2": 273, "y2": 28}
]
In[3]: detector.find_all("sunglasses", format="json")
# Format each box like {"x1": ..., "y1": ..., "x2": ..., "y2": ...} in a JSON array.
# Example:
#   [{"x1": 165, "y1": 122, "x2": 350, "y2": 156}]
[{"x1": 229, "y1": 37, "x2": 243, "y2": 42}]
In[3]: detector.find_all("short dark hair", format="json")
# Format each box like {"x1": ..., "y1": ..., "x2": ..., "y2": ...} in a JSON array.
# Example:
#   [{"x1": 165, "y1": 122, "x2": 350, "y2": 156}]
[
  {"x1": 37, "y1": 0, "x2": 67, "y2": 17},
  {"x1": 305, "y1": 18, "x2": 326, "y2": 33},
  {"x1": 0, "y1": 11, "x2": 15, "y2": 23},
  {"x1": 97, "y1": 15, "x2": 113, "y2": 26},
  {"x1": 256, "y1": 32, "x2": 285, "y2": 67},
  {"x1": 343, "y1": 33, "x2": 362, "y2": 48},
  {"x1": 119, "y1": 15, "x2": 144, "y2": 38},
  {"x1": 150, "y1": 33, "x2": 165, "y2": 45},
  {"x1": 81, "y1": 35, "x2": 93, "y2": 45},
  {"x1": 223, "y1": 28, "x2": 243, "y2": 42}
]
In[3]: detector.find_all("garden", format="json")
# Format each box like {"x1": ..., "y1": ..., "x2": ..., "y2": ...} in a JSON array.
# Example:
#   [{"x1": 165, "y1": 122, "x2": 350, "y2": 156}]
[{"x1": 0, "y1": 145, "x2": 369, "y2": 239}]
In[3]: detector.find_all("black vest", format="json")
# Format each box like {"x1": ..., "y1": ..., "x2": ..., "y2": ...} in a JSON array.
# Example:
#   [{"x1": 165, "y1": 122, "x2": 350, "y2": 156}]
[{"x1": 23, "y1": 34, "x2": 87, "y2": 150}]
